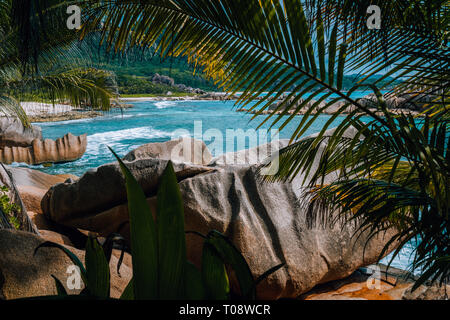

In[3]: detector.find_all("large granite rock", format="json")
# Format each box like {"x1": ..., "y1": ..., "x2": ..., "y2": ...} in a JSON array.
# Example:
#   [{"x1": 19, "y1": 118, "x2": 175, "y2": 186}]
[
  {"x1": 0, "y1": 118, "x2": 42, "y2": 148},
  {"x1": 180, "y1": 165, "x2": 395, "y2": 299},
  {"x1": 41, "y1": 158, "x2": 213, "y2": 233},
  {"x1": 209, "y1": 139, "x2": 290, "y2": 166},
  {"x1": 123, "y1": 137, "x2": 212, "y2": 165},
  {"x1": 8, "y1": 166, "x2": 77, "y2": 215},
  {"x1": 41, "y1": 130, "x2": 398, "y2": 299},
  {"x1": 0, "y1": 133, "x2": 87, "y2": 165},
  {"x1": 0, "y1": 229, "x2": 131, "y2": 299}
]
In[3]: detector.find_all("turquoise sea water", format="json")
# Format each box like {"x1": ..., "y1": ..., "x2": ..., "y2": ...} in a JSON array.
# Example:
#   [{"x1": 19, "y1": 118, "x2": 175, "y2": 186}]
[
  {"x1": 15, "y1": 97, "x2": 415, "y2": 273},
  {"x1": 30, "y1": 99, "x2": 355, "y2": 176}
]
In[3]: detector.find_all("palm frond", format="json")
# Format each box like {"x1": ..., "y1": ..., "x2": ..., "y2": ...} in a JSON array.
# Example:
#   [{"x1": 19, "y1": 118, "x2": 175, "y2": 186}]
[
  {"x1": 78, "y1": 0, "x2": 449, "y2": 288},
  {"x1": 0, "y1": 1, "x2": 119, "y2": 123},
  {"x1": 0, "y1": 94, "x2": 29, "y2": 126}
]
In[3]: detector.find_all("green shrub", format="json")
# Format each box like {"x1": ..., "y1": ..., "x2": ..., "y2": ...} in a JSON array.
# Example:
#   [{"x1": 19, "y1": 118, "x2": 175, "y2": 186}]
[{"x1": 0, "y1": 186, "x2": 21, "y2": 230}]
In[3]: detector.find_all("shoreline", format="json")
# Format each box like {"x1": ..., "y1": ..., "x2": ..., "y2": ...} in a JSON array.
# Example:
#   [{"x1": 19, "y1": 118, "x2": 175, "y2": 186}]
[
  {"x1": 28, "y1": 111, "x2": 103, "y2": 123},
  {"x1": 20, "y1": 93, "x2": 422, "y2": 124}
]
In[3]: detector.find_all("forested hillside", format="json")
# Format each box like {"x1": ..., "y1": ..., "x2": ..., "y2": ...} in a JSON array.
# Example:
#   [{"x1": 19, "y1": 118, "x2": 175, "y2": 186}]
[{"x1": 83, "y1": 40, "x2": 400, "y2": 96}]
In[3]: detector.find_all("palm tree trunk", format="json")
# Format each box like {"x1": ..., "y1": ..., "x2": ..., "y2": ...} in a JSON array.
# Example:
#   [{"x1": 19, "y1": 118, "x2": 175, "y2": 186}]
[{"x1": 0, "y1": 163, "x2": 39, "y2": 235}]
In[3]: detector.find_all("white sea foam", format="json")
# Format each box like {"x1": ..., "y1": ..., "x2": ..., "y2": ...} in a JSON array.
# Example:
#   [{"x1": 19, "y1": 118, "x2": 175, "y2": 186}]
[
  {"x1": 111, "y1": 114, "x2": 134, "y2": 119},
  {"x1": 36, "y1": 117, "x2": 97, "y2": 126},
  {"x1": 154, "y1": 101, "x2": 177, "y2": 109},
  {"x1": 86, "y1": 126, "x2": 171, "y2": 154}
]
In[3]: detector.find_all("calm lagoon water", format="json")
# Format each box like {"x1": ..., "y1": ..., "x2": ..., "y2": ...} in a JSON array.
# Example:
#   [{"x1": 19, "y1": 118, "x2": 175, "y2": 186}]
[{"x1": 14, "y1": 98, "x2": 415, "y2": 272}]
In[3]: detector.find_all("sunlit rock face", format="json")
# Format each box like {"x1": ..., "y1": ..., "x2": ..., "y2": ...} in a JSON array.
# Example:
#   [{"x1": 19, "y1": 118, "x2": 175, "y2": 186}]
[
  {"x1": 0, "y1": 118, "x2": 42, "y2": 148},
  {"x1": 123, "y1": 137, "x2": 212, "y2": 165}
]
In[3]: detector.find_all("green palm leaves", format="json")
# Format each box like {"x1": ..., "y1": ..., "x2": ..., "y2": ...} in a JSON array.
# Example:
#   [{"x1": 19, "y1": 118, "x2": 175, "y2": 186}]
[
  {"x1": 78, "y1": 0, "x2": 449, "y2": 289},
  {"x1": 80, "y1": 0, "x2": 365, "y2": 121},
  {"x1": 0, "y1": 0, "x2": 118, "y2": 124}
]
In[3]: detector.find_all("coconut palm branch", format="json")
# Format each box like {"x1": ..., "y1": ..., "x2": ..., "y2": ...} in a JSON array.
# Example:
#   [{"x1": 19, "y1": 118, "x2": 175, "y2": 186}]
[
  {"x1": 306, "y1": 0, "x2": 449, "y2": 116},
  {"x1": 78, "y1": 0, "x2": 448, "y2": 134},
  {"x1": 1, "y1": 0, "x2": 118, "y2": 126}
]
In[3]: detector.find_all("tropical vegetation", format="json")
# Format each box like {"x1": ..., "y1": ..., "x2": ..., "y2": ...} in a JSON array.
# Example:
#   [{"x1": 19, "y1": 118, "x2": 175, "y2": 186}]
[{"x1": 0, "y1": 0, "x2": 118, "y2": 127}]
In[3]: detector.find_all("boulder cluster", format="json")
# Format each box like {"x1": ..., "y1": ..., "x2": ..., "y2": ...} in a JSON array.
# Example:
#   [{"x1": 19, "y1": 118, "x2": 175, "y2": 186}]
[
  {"x1": 0, "y1": 133, "x2": 447, "y2": 299},
  {"x1": 152, "y1": 73, "x2": 206, "y2": 95},
  {"x1": 236, "y1": 92, "x2": 427, "y2": 116}
]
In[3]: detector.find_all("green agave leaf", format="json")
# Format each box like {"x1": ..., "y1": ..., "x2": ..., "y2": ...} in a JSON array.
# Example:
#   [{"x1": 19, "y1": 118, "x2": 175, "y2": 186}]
[
  {"x1": 85, "y1": 236, "x2": 111, "y2": 299},
  {"x1": 120, "y1": 278, "x2": 134, "y2": 300},
  {"x1": 109, "y1": 147, "x2": 158, "y2": 300},
  {"x1": 157, "y1": 161, "x2": 187, "y2": 299},
  {"x1": 185, "y1": 261, "x2": 205, "y2": 300},
  {"x1": 202, "y1": 242, "x2": 230, "y2": 300},
  {"x1": 34, "y1": 241, "x2": 87, "y2": 284},
  {"x1": 206, "y1": 230, "x2": 254, "y2": 299},
  {"x1": 316, "y1": 5, "x2": 326, "y2": 81},
  {"x1": 51, "y1": 275, "x2": 68, "y2": 296},
  {"x1": 336, "y1": 43, "x2": 348, "y2": 90},
  {"x1": 253, "y1": 263, "x2": 285, "y2": 288}
]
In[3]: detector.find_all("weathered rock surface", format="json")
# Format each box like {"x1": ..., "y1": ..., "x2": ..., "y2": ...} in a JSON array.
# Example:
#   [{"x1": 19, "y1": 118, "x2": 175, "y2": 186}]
[
  {"x1": 0, "y1": 117, "x2": 42, "y2": 148},
  {"x1": 41, "y1": 158, "x2": 212, "y2": 233},
  {"x1": 209, "y1": 139, "x2": 290, "y2": 166},
  {"x1": 8, "y1": 166, "x2": 77, "y2": 215},
  {"x1": 180, "y1": 165, "x2": 396, "y2": 299},
  {"x1": 0, "y1": 133, "x2": 87, "y2": 165},
  {"x1": 41, "y1": 130, "x2": 398, "y2": 299},
  {"x1": 124, "y1": 137, "x2": 212, "y2": 165},
  {"x1": 0, "y1": 229, "x2": 131, "y2": 300}
]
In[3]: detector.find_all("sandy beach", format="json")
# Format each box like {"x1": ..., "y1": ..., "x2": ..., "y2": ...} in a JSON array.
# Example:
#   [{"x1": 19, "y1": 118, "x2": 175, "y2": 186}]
[
  {"x1": 18, "y1": 102, "x2": 103, "y2": 123},
  {"x1": 17, "y1": 95, "x2": 233, "y2": 122},
  {"x1": 20, "y1": 102, "x2": 74, "y2": 115}
]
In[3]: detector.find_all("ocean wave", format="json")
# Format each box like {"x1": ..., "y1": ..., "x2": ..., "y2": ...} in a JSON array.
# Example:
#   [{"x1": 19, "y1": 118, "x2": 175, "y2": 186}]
[
  {"x1": 154, "y1": 101, "x2": 177, "y2": 109},
  {"x1": 36, "y1": 117, "x2": 98, "y2": 126},
  {"x1": 86, "y1": 126, "x2": 171, "y2": 153},
  {"x1": 8, "y1": 162, "x2": 45, "y2": 169},
  {"x1": 111, "y1": 114, "x2": 134, "y2": 119}
]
